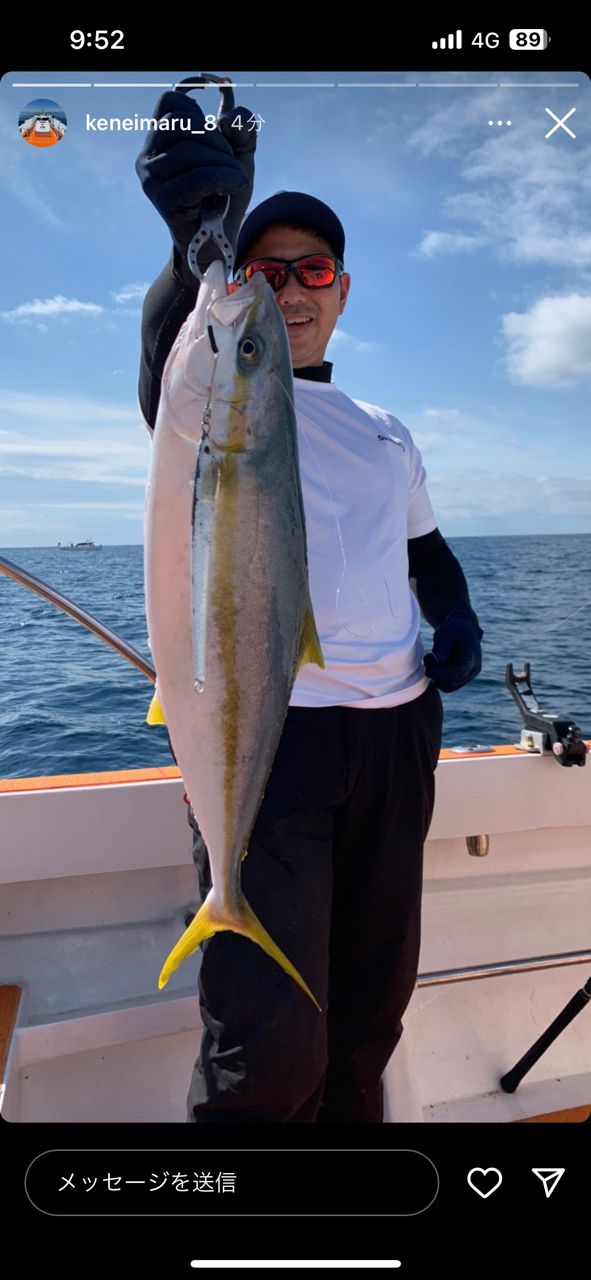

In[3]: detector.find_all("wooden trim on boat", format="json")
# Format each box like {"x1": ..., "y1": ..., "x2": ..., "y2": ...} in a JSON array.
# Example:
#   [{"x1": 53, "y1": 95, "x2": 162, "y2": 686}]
[
  {"x1": 438, "y1": 739, "x2": 591, "y2": 762},
  {"x1": 0, "y1": 985, "x2": 22, "y2": 1081},
  {"x1": 517, "y1": 1104, "x2": 591, "y2": 1123},
  {"x1": 1, "y1": 741, "x2": 589, "y2": 793}
]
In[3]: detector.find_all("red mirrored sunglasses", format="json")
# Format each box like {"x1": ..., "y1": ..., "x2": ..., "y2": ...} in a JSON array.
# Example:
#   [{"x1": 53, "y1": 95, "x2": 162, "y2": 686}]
[{"x1": 233, "y1": 254, "x2": 343, "y2": 292}]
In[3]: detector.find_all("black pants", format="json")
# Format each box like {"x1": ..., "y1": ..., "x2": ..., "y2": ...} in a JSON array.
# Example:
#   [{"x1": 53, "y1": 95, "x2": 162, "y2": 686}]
[{"x1": 186, "y1": 680, "x2": 443, "y2": 1124}]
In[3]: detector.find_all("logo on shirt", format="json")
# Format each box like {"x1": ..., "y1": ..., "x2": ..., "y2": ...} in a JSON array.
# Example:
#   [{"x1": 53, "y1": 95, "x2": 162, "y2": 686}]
[{"x1": 377, "y1": 433, "x2": 406, "y2": 451}]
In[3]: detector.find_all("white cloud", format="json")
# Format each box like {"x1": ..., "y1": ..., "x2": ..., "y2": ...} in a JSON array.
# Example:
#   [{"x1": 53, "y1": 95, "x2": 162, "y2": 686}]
[
  {"x1": 502, "y1": 293, "x2": 591, "y2": 387},
  {"x1": 37, "y1": 501, "x2": 143, "y2": 511},
  {"x1": 1, "y1": 296, "x2": 104, "y2": 321},
  {"x1": 112, "y1": 283, "x2": 150, "y2": 304},
  {"x1": 0, "y1": 389, "x2": 140, "y2": 425},
  {"x1": 416, "y1": 231, "x2": 484, "y2": 258},
  {"x1": 0, "y1": 459, "x2": 146, "y2": 487},
  {"x1": 411, "y1": 432, "x2": 446, "y2": 452},
  {"x1": 407, "y1": 86, "x2": 591, "y2": 270},
  {"x1": 0, "y1": 439, "x2": 144, "y2": 459},
  {"x1": 1, "y1": 285, "x2": 150, "y2": 324},
  {"x1": 405, "y1": 408, "x2": 468, "y2": 450},
  {"x1": 328, "y1": 329, "x2": 377, "y2": 354},
  {"x1": 405, "y1": 86, "x2": 501, "y2": 157},
  {"x1": 445, "y1": 187, "x2": 591, "y2": 270},
  {"x1": 423, "y1": 408, "x2": 465, "y2": 426},
  {"x1": 0, "y1": 390, "x2": 148, "y2": 487},
  {"x1": 0, "y1": 436, "x2": 148, "y2": 487},
  {"x1": 427, "y1": 468, "x2": 591, "y2": 524}
]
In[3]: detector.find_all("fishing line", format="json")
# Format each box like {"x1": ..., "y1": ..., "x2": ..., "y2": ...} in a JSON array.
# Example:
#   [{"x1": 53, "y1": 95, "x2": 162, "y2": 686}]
[
  {"x1": 543, "y1": 599, "x2": 591, "y2": 632},
  {"x1": 272, "y1": 371, "x2": 375, "y2": 639}
]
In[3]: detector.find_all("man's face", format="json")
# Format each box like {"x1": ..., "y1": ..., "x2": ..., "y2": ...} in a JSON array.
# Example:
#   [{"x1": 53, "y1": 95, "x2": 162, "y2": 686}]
[{"x1": 239, "y1": 226, "x2": 351, "y2": 367}]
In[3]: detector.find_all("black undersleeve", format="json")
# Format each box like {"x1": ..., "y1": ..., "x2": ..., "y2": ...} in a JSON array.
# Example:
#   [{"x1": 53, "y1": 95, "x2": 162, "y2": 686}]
[{"x1": 407, "y1": 528, "x2": 479, "y2": 629}]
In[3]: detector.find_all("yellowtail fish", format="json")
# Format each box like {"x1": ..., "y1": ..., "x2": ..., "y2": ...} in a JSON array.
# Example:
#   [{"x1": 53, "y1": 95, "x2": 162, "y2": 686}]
[{"x1": 144, "y1": 260, "x2": 324, "y2": 1007}]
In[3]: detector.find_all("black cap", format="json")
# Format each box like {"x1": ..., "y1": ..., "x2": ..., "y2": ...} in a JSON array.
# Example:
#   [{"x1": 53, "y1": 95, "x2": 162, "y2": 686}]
[{"x1": 235, "y1": 191, "x2": 345, "y2": 269}]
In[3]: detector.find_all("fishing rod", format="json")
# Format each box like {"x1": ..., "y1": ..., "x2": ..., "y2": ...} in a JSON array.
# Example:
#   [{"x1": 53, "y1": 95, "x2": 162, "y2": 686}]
[
  {"x1": 0, "y1": 554, "x2": 156, "y2": 683},
  {"x1": 500, "y1": 975, "x2": 591, "y2": 1092}
]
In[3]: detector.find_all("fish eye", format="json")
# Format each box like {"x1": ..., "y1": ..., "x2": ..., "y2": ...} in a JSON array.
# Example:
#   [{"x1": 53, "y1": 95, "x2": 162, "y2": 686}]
[{"x1": 239, "y1": 335, "x2": 260, "y2": 363}]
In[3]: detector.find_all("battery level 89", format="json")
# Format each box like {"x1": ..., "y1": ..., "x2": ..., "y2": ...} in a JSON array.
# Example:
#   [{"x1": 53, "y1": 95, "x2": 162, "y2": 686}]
[{"x1": 509, "y1": 29, "x2": 549, "y2": 49}]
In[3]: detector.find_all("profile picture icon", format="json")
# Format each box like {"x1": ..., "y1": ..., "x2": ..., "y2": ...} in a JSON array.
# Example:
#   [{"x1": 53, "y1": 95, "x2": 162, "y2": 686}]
[{"x1": 19, "y1": 98, "x2": 67, "y2": 147}]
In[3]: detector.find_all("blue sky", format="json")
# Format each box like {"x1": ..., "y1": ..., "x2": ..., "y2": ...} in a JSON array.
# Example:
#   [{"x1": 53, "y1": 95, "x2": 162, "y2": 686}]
[
  {"x1": 18, "y1": 97, "x2": 68, "y2": 124},
  {"x1": 1, "y1": 69, "x2": 589, "y2": 544}
]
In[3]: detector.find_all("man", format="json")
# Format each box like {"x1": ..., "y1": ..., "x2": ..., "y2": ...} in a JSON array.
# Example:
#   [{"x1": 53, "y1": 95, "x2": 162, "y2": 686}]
[{"x1": 137, "y1": 92, "x2": 483, "y2": 1123}]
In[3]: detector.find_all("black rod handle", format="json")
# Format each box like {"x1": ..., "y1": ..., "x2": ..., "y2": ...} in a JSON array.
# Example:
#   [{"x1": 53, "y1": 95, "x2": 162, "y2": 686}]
[{"x1": 500, "y1": 977, "x2": 591, "y2": 1093}]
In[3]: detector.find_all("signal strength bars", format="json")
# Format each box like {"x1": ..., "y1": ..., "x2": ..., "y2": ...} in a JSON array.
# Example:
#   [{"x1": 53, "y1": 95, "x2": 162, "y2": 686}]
[{"x1": 432, "y1": 30, "x2": 462, "y2": 49}]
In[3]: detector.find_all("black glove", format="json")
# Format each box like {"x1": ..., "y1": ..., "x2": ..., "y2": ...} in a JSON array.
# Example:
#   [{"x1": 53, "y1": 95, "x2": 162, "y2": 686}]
[
  {"x1": 135, "y1": 90, "x2": 256, "y2": 269},
  {"x1": 423, "y1": 608, "x2": 483, "y2": 693}
]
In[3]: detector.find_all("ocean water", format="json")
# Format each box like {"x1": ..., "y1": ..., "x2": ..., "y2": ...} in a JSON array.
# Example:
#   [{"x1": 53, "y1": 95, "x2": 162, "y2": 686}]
[{"x1": 0, "y1": 536, "x2": 590, "y2": 779}]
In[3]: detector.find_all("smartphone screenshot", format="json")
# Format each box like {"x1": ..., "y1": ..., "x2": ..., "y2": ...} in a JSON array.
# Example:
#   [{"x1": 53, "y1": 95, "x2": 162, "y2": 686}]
[{"x1": 1, "y1": 22, "x2": 589, "y2": 1276}]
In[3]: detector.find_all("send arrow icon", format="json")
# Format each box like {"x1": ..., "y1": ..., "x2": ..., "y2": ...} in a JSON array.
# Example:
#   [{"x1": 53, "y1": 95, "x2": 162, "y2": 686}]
[{"x1": 532, "y1": 1168, "x2": 565, "y2": 1198}]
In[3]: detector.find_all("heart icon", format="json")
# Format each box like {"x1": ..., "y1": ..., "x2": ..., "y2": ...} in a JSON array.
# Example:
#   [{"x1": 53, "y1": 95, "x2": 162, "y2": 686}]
[{"x1": 467, "y1": 1167, "x2": 503, "y2": 1199}]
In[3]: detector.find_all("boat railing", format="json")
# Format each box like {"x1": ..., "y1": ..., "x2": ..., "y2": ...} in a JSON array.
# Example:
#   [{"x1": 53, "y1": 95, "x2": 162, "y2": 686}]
[{"x1": 419, "y1": 947, "x2": 591, "y2": 987}]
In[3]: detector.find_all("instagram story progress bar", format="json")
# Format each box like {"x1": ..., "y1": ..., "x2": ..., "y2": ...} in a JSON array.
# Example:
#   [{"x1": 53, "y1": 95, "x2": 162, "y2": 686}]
[{"x1": 432, "y1": 30, "x2": 462, "y2": 49}]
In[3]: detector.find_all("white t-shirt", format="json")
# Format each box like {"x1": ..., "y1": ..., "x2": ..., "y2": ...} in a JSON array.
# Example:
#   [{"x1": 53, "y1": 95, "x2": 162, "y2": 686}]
[
  {"x1": 144, "y1": 372, "x2": 437, "y2": 711},
  {"x1": 291, "y1": 377, "x2": 436, "y2": 709}
]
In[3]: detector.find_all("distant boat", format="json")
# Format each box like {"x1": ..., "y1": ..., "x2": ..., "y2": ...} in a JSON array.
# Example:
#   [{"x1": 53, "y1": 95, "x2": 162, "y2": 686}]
[{"x1": 58, "y1": 539, "x2": 102, "y2": 550}]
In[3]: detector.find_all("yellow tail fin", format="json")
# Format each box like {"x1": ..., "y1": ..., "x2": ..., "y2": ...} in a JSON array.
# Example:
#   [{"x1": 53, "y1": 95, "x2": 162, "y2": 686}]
[
  {"x1": 158, "y1": 898, "x2": 226, "y2": 990},
  {"x1": 236, "y1": 896, "x2": 321, "y2": 1010},
  {"x1": 158, "y1": 894, "x2": 321, "y2": 1010}
]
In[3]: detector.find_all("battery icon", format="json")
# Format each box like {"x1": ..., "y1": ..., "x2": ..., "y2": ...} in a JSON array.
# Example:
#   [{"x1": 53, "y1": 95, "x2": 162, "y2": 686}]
[{"x1": 509, "y1": 29, "x2": 549, "y2": 50}]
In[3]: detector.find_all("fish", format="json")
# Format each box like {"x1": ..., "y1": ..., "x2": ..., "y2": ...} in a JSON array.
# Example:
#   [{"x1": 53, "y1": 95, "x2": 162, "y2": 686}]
[{"x1": 144, "y1": 259, "x2": 324, "y2": 1009}]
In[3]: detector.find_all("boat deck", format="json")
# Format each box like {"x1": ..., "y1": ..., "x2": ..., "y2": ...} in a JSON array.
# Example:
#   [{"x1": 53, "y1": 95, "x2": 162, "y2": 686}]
[{"x1": 1, "y1": 745, "x2": 590, "y2": 1122}]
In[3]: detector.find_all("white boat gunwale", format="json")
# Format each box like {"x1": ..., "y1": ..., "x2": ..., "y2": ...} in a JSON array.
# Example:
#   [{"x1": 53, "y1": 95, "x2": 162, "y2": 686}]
[{"x1": 1, "y1": 743, "x2": 590, "y2": 1123}]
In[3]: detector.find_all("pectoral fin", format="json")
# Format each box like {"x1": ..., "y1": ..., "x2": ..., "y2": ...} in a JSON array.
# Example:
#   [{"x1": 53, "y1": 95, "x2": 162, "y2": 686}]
[
  {"x1": 296, "y1": 600, "x2": 324, "y2": 672},
  {"x1": 146, "y1": 689, "x2": 166, "y2": 725}
]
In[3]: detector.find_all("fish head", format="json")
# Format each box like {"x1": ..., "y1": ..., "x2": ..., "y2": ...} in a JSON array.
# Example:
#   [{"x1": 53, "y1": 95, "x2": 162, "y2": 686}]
[{"x1": 205, "y1": 270, "x2": 293, "y2": 453}]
